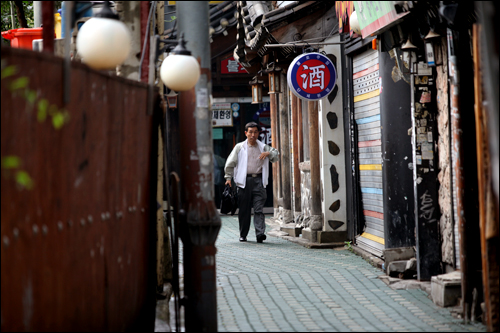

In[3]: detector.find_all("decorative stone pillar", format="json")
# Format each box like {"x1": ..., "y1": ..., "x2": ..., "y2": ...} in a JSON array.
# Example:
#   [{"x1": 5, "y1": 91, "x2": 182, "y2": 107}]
[
  {"x1": 317, "y1": 38, "x2": 348, "y2": 243},
  {"x1": 279, "y1": 73, "x2": 293, "y2": 224}
]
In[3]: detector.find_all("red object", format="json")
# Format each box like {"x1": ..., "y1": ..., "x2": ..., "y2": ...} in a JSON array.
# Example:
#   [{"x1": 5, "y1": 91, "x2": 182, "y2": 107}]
[
  {"x1": 1, "y1": 28, "x2": 45, "y2": 50},
  {"x1": 364, "y1": 209, "x2": 384, "y2": 220},
  {"x1": 221, "y1": 56, "x2": 247, "y2": 74}
]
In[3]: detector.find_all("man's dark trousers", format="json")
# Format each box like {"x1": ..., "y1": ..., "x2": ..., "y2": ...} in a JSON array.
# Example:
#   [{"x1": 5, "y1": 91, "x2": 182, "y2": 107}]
[{"x1": 237, "y1": 175, "x2": 267, "y2": 239}]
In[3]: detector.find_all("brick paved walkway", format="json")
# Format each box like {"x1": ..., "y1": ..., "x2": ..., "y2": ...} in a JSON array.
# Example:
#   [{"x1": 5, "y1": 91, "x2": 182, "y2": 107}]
[{"x1": 214, "y1": 216, "x2": 486, "y2": 332}]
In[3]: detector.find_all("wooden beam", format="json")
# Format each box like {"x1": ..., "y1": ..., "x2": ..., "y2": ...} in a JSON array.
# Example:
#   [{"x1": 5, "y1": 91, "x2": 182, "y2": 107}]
[
  {"x1": 210, "y1": 28, "x2": 237, "y2": 59},
  {"x1": 308, "y1": 101, "x2": 321, "y2": 216},
  {"x1": 270, "y1": 5, "x2": 336, "y2": 45},
  {"x1": 291, "y1": 93, "x2": 301, "y2": 213},
  {"x1": 298, "y1": 98, "x2": 304, "y2": 162},
  {"x1": 473, "y1": 23, "x2": 494, "y2": 331}
]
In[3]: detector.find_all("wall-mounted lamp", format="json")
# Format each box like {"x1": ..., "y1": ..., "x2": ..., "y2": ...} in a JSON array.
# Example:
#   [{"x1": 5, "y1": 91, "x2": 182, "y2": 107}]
[
  {"x1": 401, "y1": 37, "x2": 417, "y2": 74},
  {"x1": 265, "y1": 63, "x2": 281, "y2": 94},
  {"x1": 166, "y1": 89, "x2": 178, "y2": 109},
  {"x1": 425, "y1": 30, "x2": 440, "y2": 40},
  {"x1": 249, "y1": 76, "x2": 264, "y2": 104},
  {"x1": 77, "y1": 0, "x2": 200, "y2": 92},
  {"x1": 159, "y1": 33, "x2": 201, "y2": 91},
  {"x1": 76, "y1": 1, "x2": 132, "y2": 70},
  {"x1": 424, "y1": 30, "x2": 441, "y2": 66}
]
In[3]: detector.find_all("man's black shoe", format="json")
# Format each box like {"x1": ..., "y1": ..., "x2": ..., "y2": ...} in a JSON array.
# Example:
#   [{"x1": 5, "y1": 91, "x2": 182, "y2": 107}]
[
  {"x1": 239, "y1": 237, "x2": 247, "y2": 242},
  {"x1": 257, "y1": 234, "x2": 267, "y2": 243}
]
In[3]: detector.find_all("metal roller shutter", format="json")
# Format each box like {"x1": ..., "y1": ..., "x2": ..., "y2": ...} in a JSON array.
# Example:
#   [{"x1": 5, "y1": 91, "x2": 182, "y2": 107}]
[{"x1": 353, "y1": 48, "x2": 385, "y2": 258}]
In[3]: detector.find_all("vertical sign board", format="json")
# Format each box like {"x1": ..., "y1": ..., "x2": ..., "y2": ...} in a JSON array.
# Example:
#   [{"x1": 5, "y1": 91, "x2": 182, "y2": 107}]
[
  {"x1": 353, "y1": 1, "x2": 409, "y2": 39},
  {"x1": 212, "y1": 102, "x2": 233, "y2": 127}
]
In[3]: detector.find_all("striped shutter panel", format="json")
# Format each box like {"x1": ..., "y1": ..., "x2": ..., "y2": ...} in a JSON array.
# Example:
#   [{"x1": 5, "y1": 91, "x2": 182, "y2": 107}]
[{"x1": 353, "y1": 49, "x2": 385, "y2": 258}]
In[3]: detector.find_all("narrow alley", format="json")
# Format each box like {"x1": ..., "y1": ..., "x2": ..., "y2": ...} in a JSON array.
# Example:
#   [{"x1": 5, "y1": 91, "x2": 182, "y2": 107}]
[
  {"x1": 2, "y1": 2, "x2": 498, "y2": 332},
  {"x1": 213, "y1": 216, "x2": 486, "y2": 332}
]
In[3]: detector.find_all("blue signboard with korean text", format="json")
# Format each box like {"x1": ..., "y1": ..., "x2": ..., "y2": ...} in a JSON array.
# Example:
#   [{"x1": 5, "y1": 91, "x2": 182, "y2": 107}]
[{"x1": 287, "y1": 52, "x2": 337, "y2": 101}]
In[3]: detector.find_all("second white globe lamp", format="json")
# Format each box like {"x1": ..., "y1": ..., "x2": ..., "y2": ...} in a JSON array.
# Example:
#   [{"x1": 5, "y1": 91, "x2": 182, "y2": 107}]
[{"x1": 160, "y1": 34, "x2": 200, "y2": 92}]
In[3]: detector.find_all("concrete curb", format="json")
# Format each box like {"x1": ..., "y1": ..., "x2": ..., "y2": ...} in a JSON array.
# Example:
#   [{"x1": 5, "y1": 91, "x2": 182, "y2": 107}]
[
  {"x1": 351, "y1": 244, "x2": 385, "y2": 270},
  {"x1": 266, "y1": 217, "x2": 385, "y2": 266},
  {"x1": 266, "y1": 218, "x2": 344, "y2": 249},
  {"x1": 265, "y1": 217, "x2": 435, "y2": 300}
]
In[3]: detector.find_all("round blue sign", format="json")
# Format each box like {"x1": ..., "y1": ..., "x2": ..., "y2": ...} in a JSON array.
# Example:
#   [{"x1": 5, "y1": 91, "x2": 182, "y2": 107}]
[{"x1": 287, "y1": 52, "x2": 336, "y2": 101}]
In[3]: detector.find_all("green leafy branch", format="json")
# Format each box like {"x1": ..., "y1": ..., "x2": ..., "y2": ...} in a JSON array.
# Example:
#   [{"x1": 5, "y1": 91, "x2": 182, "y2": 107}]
[
  {"x1": 2, "y1": 63, "x2": 70, "y2": 129},
  {"x1": 1, "y1": 156, "x2": 33, "y2": 190},
  {"x1": 165, "y1": 15, "x2": 176, "y2": 23},
  {"x1": 1, "y1": 61, "x2": 70, "y2": 190}
]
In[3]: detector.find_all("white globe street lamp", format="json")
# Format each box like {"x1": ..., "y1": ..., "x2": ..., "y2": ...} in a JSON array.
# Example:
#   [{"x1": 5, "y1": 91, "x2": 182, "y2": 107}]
[
  {"x1": 76, "y1": 1, "x2": 131, "y2": 70},
  {"x1": 160, "y1": 34, "x2": 200, "y2": 92},
  {"x1": 75, "y1": 1, "x2": 200, "y2": 92}
]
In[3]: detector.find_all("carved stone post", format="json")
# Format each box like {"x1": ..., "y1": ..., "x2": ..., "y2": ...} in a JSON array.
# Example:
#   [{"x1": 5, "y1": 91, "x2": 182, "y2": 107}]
[{"x1": 279, "y1": 73, "x2": 293, "y2": 223}]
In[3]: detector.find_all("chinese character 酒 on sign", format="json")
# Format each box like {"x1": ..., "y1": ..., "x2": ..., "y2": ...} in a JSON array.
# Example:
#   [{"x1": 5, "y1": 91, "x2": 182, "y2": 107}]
[
  {"x1": 300, "y1": 64, "x2": 326, "y2": 90},
  {"x1": 295, "y1": 59, "x2": 331, "y2": 95}
]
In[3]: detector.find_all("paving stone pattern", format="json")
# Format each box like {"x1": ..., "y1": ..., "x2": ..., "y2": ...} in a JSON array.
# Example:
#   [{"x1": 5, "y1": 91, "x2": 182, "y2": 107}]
[{"x1": 213, "y1": 216, "x2": 486, "y2": 332}]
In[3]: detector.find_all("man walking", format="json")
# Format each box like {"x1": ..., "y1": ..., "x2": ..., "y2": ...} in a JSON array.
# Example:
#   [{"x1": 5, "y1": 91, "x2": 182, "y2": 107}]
[{"x1": 224, "y1": 122, "x2": 279, "y2": 243}]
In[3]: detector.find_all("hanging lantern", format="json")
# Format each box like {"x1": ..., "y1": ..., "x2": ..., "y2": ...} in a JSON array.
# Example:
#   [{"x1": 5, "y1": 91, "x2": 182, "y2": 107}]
[
  {"x1": 401, "y1": 36, "x2": 417, "y2": 75},
  {"x1": 166, "y1": 89, "x2": 178, "y2": 109},
  {"x1": 267, "y1": 64, "x2": 282, "y2": 94},
  {"x1": 250, "y1": 76, "x2": 263, "y2": 104},
  {"x1": 424, "y1": 29, "x2": 441, "y2": 67}
]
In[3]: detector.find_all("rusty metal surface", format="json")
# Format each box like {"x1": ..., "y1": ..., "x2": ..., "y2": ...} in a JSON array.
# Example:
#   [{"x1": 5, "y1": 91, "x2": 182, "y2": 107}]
[{"x1": 1, "y1": 46, "x2": 156, "y2": 331}]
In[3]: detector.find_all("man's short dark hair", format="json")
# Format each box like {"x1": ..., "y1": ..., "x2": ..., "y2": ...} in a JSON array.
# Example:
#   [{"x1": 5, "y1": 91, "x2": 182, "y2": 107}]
[{"x1": 245, "y1": 122, "x2": 259, "y2": 132}]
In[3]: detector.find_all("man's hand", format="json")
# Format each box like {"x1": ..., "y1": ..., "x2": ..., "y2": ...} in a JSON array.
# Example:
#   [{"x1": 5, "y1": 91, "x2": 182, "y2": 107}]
[
  {"x1": 225, "y1": 179, "x2": 232, "y2": 187},
  {"x1": 259, "y1": 151, "x2": 270, "y2": 160}
]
